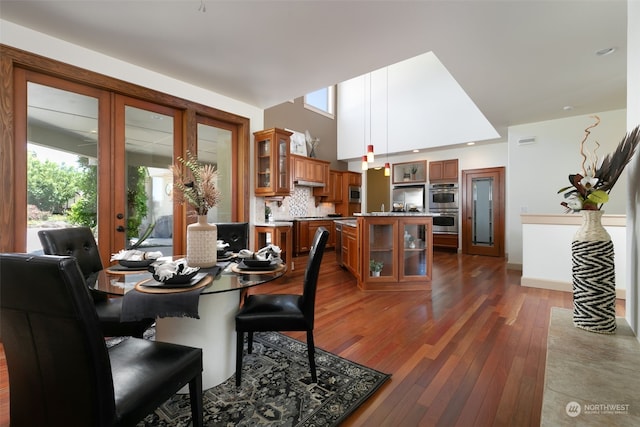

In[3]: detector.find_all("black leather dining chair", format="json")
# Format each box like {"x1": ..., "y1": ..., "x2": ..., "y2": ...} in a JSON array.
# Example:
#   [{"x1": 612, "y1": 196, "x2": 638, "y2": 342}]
[
  {"x1": 0, "y1": 253, "x2": 203, "y2": 427},
  {"x1": 235, "y1": 227, "x2": 329, "y2": 386},
  {"x1": 38, "y1": 226, "x2": 155, "y2": 338},
  {"x1": 216, "y1": 222, "x2": 249, "y2": 253}
]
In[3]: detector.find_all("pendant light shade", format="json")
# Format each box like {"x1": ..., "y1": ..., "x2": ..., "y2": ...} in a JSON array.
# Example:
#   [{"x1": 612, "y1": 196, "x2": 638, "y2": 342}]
[
  {"x1": 384, "y1": 162, "x2": 391, "y2": 176},
  {"x1": 367, "y1": 144, "x2": 375, "y2": 162},
  {"x1": 361, "y1": 155, "x2": 369, "y2": 171}
]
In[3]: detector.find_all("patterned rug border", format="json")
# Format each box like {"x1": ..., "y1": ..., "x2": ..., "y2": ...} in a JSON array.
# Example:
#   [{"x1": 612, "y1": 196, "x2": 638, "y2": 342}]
[{"x1": 116, "y1": 330, "x2": 391, "y2": 426}]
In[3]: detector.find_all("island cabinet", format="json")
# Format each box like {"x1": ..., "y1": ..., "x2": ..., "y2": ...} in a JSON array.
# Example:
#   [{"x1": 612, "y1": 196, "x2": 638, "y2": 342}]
[
  {"x1": 342, "y1": 223, "x2": 360, "y2": 279},
  {"x1": 255, "y1": 128, "x2": 292, "y2": 196},
  {"x1": 357, "y1": 215, "x2": 433, "y2": 291}
]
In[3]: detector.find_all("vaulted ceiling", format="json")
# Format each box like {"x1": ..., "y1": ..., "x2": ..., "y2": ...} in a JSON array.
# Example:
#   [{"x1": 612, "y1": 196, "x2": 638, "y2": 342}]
[{"x1": 0, "y1": 0, "x2": 628, "y2": 140}]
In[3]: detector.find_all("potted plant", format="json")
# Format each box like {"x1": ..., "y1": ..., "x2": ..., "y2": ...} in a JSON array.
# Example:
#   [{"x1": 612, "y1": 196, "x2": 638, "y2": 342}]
[
  {"x1": 410, "y1": 165, "x2": 418, "y2": 180},
  {"x1": 369, "y1": 259, "x2": 383, "y2": 277}
]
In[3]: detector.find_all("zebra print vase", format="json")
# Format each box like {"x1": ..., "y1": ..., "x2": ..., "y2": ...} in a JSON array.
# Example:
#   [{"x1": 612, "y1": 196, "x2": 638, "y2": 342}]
[{"x1": 572, "y1": 210, "x2": 616, "y2": 334}]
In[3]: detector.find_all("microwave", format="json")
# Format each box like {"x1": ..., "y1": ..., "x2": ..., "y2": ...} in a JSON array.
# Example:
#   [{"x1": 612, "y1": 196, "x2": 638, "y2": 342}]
[{"x1": 348, "y1": 186, "x2": 361, "y2": 203}]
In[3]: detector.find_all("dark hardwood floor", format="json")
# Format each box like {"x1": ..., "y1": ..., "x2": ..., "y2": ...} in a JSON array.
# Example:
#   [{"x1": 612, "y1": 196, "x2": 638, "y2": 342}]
[{"x1": 0, "y1": 250, "x2": 625, "y2": 426}]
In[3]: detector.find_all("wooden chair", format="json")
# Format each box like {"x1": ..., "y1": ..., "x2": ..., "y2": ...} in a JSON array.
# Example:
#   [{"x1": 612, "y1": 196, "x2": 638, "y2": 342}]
[
  {"x1": 235, "y1": 227, "x2": 329, "y2": 386},
  {"x1": 0, "y1": 253, "x2": 203, "y2": 427}
]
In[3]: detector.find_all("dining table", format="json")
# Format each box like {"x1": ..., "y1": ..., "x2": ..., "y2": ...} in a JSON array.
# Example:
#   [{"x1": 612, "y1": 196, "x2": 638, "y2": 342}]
[{"x1": 90, "y1": 258, "x2": 287, "y2": 390}]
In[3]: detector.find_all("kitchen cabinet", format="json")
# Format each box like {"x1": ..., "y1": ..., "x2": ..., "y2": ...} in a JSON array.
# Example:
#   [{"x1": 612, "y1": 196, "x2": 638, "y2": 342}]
[
  {"x1": 345, "y1": 171, "x2": 362, "y2": 186},
  {"x1": 429, "y1": 159, "x2": 459, "y2": 182},
  {"x1": 254, "y1": 223, "x2": 292, "y2": 271},
  {"x1": 357, "y1": 215, "x2": 433, "y2": 291},
  {"x1": 255, "y1": 128, "x2": 292, "y2": 196},
  {"x1": 314, "y1": 169, "x2": 343, "y2": 202},
  {"x1": 433, "y1": 233, "x2": 458, "y2": 251},
  {"x1": 294, "y1": 219, "x2": 335, "y2": 256},
  {"x1": 291, "y1": 154, "x2": 328, "y2": 185},
  {"x1": 392, "y1": 160, "x2": 427, "y2": 184},
  {"x1": 335, "y1": 171, "x2": 362, "y2": 217},
  {"x1": 342, "y1": 223, "x2": 359, "y2": 278}
]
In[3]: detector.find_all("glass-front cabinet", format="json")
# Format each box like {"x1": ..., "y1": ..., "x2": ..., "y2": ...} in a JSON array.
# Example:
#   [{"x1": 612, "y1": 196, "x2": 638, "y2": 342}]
[
  {"x1": 359, "y1": 215, "x2": 433, "y2": 290},
  {"x1": 254, "y1": 128, "x2": 292, "y2": 196}
]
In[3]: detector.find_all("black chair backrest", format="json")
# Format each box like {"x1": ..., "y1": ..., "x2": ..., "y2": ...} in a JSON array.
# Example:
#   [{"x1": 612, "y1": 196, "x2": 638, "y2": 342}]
[
  {"x1": 216, "y1": 222, "x2": 249, "y2": 253},
  {"x1": 0, "y1": 253, "x2": 117, "y2": 426},
  {"x1": 300, "y1": 227, "x2": 329, "y2": 326},
  {"x1": 38, "y1": 226, "x2": 103, "y2": 279}
]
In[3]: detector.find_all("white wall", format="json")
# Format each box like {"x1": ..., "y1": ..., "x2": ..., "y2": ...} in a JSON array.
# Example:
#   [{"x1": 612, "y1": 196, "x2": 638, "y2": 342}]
[
  {"x1": 626, "y1": 1, "x2": 640, "y2": 335},
  {"x1": 506, "y1": 109, "x2": 627, "y2": 266},
  {"x1": 337, "y1": 52, "x2": 499, "y2": 160}
]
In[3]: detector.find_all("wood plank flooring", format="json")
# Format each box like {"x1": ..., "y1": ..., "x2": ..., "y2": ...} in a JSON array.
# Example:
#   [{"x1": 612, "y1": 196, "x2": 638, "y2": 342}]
[{"x1": 0, "y1": 250, "x2": 625, "y2": 426}]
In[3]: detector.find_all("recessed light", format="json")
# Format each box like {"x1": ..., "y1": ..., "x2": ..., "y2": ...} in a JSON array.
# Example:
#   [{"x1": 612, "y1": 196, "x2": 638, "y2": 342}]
[
  {"x1": 563, "y1": 105, "x2": 574, "y2": 111},
  {"x1": 467, "y1": 142, "x2": 475, "y2": 146},
  {"x1": 595, "y1": 47, "x2": 616, "y2": 57},
  {"x1": 412, "y1": 149, "x2": 419, "y2": 153}
]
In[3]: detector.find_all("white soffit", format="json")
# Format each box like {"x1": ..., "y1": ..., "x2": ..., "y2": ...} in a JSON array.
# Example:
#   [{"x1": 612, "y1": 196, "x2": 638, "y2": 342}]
[{"x1": 337, "y1": 52, "x2": 500, "y2": 161}]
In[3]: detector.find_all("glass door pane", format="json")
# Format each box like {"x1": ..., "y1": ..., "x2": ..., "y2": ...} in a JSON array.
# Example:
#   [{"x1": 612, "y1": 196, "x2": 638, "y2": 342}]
[
  {"x1": 472, "y1": 177, "x2": 494, "y2": 246},
  {"x1": 26, "y1": 82, "x2": 99, "y2": 252},
  {"x1": 402, "y1": 222, "x2": 427, "y2": 276},
  {"x1": 368, "y1": 223, "x2": 394, "y2": 278},
  {"x1": 123, "y1": 105, "x2": 175, "y2": 256},
  {"x1": 197, "y1": 121, "x2": 233, "y2": 223}
]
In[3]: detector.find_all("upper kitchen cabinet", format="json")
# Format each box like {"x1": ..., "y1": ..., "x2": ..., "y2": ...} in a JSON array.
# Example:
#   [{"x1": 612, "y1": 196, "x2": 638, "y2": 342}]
[
  {"x1": 392, "y1": 160, "x2": 427, "y2": 184},
  {"x1": 255, "y1": 128, "x2": 292, "y2": 196},
  {"x1": 291, "y1": 154, "x2": 328, "y2": 186},
  {"x1": 429, "y1": 159, "x2": 459, "y2": 182}
]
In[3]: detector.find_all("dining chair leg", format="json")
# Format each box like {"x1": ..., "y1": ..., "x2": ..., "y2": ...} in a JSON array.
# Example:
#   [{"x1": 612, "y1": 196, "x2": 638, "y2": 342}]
[
  {"x1": 188, "y1": 374, "x2": 204, "y2": 427},
  {"x1": 247, "y1": 331, "x2": 254, "y2": 354},
  {"x1": 307, "y1": 330, "x2": 317, "y2": 383},
  {"x1": 236, "y1": 331, "x2": 244, "y2": 387}
]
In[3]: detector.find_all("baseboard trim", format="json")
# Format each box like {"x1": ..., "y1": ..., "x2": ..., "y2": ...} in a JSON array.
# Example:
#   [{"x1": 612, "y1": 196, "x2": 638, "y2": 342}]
[{"x1": 521, "y1": 277, "x2": 626, "y2": 299}]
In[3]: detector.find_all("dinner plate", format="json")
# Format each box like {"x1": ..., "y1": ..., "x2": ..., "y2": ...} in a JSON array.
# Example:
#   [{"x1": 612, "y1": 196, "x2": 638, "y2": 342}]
[
  {"x1": 237, "y1": 260, "x2": 279, "y2": 271},
  {"x1": 217, "y1": 251, "x2": 234, "y2": 261},
  {"x1": 141, "y1": 272, "x2": 207, "y2": 288},
  {"x1": 118, "y1": 259, "x2": 155, "y2": 269}
]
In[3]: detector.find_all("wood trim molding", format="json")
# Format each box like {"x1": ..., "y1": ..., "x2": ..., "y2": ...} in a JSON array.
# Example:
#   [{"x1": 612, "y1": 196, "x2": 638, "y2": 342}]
[{"x1": 0, "y1": 43, "x2": 251, "y2": 252}]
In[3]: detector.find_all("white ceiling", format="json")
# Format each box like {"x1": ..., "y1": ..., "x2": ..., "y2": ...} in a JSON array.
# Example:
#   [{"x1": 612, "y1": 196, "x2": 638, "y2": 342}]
[{"x1": 0, "y1": 0, "x2": 629, "y2": 140}]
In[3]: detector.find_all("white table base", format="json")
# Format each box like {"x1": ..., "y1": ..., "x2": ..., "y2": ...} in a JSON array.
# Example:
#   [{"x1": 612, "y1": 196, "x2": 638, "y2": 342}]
[{"x1": 155, "y1": 290, "x2": 240, "y2": 391}]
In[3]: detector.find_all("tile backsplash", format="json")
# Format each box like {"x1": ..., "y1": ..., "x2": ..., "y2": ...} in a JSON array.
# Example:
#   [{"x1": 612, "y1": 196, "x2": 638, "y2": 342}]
[{"x1": 265, "y1": 187, "x2": 335, "y2": 220}]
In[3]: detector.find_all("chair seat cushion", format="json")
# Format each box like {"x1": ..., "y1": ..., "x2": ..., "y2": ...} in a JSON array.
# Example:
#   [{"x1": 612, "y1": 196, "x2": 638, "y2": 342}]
[
  {"x1": 235, "y1": 294, "x2": 308, "y2": 331},
  {"x1": 109, "y1": 338, "x2": 202, "y2": 426}
]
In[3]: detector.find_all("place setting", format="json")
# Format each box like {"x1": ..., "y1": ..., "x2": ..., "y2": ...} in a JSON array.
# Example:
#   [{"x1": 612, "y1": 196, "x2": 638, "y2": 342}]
[
  {"x1": 231, "y1": 244, "x2": 285, "y2": 274},
  {"x1": 106, "y1": 249, "x2": 164, "y2": 274}
]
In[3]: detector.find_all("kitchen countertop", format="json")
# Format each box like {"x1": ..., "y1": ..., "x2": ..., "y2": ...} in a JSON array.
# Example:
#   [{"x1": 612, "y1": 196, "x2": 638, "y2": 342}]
[
  {"x1": 254, "y1": 221, "x2": 294, "y2": 227},
  {"x1": 354, "y1": 212, "x2": 439, "y2": 217},
  {"x1": 334, "y1": 219, "x2": 357, "y2": 227}
]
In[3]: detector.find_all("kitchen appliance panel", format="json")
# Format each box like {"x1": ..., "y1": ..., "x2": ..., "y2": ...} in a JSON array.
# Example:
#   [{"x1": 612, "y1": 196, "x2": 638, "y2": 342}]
[
  {"x1": 431, "y1": 210, "x2": 459, "y2": 233},
  {"x1": 348, "y1": 186, "x2": 361, "y2": 203},
  {"x1": 428, "y1": 183, "x2": 459, "y2": 210},
  {"x1": 392, "y1": 184, "x2": 426, "y2": 212}
]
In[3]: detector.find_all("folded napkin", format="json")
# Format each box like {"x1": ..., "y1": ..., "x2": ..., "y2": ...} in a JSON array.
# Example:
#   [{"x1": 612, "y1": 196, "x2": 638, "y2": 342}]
[
  {"x1": 110, "y1": 249, "x2": 163, "y2": 262},
  {"x1": 120, "y1": 266, "x2": 221, "y2": 321}
]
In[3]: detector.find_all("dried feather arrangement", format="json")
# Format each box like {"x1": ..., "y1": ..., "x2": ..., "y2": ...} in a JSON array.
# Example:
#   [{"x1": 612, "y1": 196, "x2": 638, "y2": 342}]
[
  {"x1": 170, "y1": 151, "x2": 221, "y2": 215},
  {"x1": 558, "y1": 116, "x2": 640, "y2": 212}
]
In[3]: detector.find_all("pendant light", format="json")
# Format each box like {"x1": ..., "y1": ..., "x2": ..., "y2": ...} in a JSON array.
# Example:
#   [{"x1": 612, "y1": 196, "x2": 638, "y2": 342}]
[
  {"x1": 366, "y1": 72, "x2": 375, "y2": 162},
  {"x1": 362, "y1": 75, "x2": 368, "y2": 170},
  {"x1": 384, "y1": 68, "x2": 390, "y2": 177}
]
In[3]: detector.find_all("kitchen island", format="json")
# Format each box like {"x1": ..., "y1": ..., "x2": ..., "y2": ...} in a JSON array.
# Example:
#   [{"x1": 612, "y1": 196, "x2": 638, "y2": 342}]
[{"x1": 353, "y1": 213, "x2": 434, "y2": 291}]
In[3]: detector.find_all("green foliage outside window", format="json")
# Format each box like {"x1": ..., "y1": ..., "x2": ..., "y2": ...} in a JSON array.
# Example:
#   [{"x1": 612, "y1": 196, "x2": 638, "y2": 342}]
[{"x1": 27, "y1": 152, "x2": 81, "y2": 214}]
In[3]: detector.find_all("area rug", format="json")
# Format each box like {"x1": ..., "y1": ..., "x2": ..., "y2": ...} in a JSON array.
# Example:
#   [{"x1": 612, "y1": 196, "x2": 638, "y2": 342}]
[{"x1": 107, "y1": 331, "x2": 390, "y2": 426}]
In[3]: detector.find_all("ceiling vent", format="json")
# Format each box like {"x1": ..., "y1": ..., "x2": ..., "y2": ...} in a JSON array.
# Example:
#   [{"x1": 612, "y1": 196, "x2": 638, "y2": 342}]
[{"x1": 517, "y1": 137, "x2": 536, "y2": 146}]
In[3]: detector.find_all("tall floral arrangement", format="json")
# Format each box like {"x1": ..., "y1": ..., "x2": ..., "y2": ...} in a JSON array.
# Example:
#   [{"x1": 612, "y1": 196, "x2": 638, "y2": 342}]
[
  {"x1": 558, "y1": 116, "x2": 639, "y2": 212},
  {"x1": 170, "y1": 151, "x2": 221, "y2": 215}
]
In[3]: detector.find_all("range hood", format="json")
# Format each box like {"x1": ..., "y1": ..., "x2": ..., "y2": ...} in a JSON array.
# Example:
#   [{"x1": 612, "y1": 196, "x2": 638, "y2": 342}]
[{"x1": 294, "y1": 180, "x2": 325, "y2": 188}]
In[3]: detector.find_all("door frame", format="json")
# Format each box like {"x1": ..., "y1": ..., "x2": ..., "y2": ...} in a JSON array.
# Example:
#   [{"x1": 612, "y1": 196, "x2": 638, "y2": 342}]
[{"x1": 461, "y1": 167, "x2": 506, "y2": 257}]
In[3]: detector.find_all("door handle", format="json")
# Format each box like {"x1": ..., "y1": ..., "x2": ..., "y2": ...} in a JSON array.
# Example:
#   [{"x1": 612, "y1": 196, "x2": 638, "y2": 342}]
[{"x1": 116, "y1": 225, "x2": 125, "y2": 232}]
